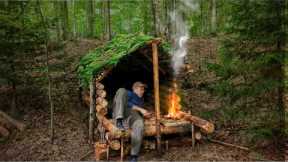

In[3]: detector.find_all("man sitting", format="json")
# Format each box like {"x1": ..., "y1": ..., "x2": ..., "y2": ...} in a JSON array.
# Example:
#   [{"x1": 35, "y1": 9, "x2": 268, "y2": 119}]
[{"x1": 112, "y1": 81, "x2": 152, "y2": 162}]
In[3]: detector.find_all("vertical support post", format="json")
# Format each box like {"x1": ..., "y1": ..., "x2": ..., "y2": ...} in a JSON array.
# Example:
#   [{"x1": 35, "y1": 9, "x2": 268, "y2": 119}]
[
  {"x1": 152, "y1": 42, "x2": 161, "y2": 153},
  {"x1": 191, "y1": 124, "x2": 195, "y2": 149},
  {"x1": 120, "y1": 137, "x2": 124, "y2": 162},
  {"x1": 89, "y1": 77, "x2": 96, "y2": 143}
]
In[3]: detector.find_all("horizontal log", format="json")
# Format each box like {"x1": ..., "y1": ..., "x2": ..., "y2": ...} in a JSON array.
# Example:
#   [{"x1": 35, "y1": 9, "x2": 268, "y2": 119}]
[
  {"x1": 96, "y1": 90, "x2": 107, "y2": 98},
  {"x1": 101, "y1": 116, "x2": 191, "y2": 140},
  {"x1": 195, "y1": 131, "x2": 202, "y2": 140},
  {"x1": 96, "y1": 83, "x2": 105, "y2": 90},
  {"x1": 0, "y1": 110, "x2": 25, "y2": 131},
  {"x1": 170, "y1": 111, "x2": 214, "y2": 134},
  {"x1": 96, "y1": 98, "x2": 108, "y2": 107},
  {"x1": 0, "y1": 125, "x2": 9, "y2": 137},
  {"x1": 96, "y1": 105, "x2": 107, "y2": 115}
]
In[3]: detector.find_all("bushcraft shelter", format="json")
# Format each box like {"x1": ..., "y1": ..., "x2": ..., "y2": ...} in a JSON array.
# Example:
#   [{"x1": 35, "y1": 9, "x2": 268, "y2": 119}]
[
  {"x1": 77, "y1": 34, "x2": 212, "y2": 161},
  {"x1": 77, "y1": 34, "x2": 173, "y2": 106}
]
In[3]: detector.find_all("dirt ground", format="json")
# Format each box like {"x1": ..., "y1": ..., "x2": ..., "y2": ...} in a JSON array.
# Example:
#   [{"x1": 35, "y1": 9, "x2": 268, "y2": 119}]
[
  {"x1": 0, "y1": 110, "x2": 242, "y2": 161},
  {"x1": 0, "y1": 108, "x2": 278, "y2": 161}
]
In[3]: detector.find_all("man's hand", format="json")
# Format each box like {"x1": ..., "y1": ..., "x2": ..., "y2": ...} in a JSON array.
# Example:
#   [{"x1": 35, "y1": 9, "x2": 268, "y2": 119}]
[
  {"x1": 132, "y1": 106, "x2": 152, "y2": 118},
  {"x1": 141, "y1": 109, "x2": 152, "y2": 118}
]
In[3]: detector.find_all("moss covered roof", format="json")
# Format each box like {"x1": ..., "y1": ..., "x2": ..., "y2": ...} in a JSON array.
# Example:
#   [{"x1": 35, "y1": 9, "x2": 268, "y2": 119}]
[{"x1": 77, "y1": 34, "x2": 170, "y2": 87}]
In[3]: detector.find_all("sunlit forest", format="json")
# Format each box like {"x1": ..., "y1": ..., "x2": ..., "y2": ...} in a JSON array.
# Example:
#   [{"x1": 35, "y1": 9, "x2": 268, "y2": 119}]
[{"x1": 0, "y1": 0, "x2": 287, "y2": 161}]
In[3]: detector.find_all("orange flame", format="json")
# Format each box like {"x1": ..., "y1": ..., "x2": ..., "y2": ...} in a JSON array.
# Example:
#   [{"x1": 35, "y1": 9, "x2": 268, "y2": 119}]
[{"x1": 167, "y1": 82, "x2": 181, "y2": 118}]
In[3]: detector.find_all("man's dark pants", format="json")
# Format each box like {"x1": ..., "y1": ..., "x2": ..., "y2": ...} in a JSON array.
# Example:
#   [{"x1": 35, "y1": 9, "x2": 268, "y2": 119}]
[{"x1": 112, "y1": 88, "x2": 144, "y2": 156}]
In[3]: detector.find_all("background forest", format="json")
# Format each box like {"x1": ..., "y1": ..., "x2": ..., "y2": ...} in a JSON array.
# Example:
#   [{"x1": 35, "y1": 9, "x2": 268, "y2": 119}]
[{"x1": 0, "y1": 0, "x2": 287, "y2": 161}]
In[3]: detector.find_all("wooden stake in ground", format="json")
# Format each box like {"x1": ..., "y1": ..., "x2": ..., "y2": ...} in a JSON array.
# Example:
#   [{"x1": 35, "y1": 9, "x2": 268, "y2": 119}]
[
  {"x1": 89, "y1": 78, "x2": 96, "y2": 142},
  {"x1": 152, "y1": 41, "x2": 161, "y2": 153}
]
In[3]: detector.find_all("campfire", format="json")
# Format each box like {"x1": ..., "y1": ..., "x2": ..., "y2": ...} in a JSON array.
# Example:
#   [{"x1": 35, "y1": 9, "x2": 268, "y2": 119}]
[
  {"x1": 165, "y1": 81, "x2": 182, "y2": 119},
  {"x1": 162, "y1": 80, "x2": 215, "y2": 134}
]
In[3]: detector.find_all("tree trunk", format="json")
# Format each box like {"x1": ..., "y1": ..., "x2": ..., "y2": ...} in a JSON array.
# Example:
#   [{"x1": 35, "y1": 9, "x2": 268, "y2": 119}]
[
  {"x1": 107, "y1": 0, "x2": 111, "y2": 40},
  {"x1": 86, "y1": 0, "x2": 95, "y2": 37},
  {"x1": 53, "y1": 1, "x2": 62, "y2": 42},
  {"x1": 142, "y1": 2, "x2": 149, "y2": 34},
  {"x1": 211, "y1": 0, "x2": 217, "y2": 33},
  {"x1": 61, "y1": 0, "x2": 69, "y2": 40},
  {"x1": 200, "y1": 0, "x2": 204, "y2": 34},
  {"x1": 151, "y1": 0, "x2": 157, "y2": 36},
  {"x1": 72, "y1": 0, "x2": 77, "y2": 39}
]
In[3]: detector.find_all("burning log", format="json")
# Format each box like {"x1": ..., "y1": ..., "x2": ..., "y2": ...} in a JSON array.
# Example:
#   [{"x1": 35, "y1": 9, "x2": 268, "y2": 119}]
[{"x1": 165, "y1": 111, "x2": 214, "y2": 134}]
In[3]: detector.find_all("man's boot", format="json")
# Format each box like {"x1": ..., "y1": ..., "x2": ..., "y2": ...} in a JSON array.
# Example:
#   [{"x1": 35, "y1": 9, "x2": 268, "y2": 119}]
[
  {"x1": 116, "y1": 118, "x2": 125, "y2": 131},
  {"x1": 130, "y1": 155, "x2": 138, "y2": 162}
]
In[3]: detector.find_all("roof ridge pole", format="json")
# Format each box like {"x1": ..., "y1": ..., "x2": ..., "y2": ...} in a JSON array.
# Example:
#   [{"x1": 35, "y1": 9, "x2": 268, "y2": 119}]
[
  {"x1": 152, "y1": 41, "x2": 161, "y2": 153},
  {"x1": 89, "y1": 77, "x2": 96, "y2": 143}
]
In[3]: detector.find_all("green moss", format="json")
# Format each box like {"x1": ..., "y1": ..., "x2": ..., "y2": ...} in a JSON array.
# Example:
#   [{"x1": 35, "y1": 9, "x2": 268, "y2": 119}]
[{"x1": 77, "y1": 33, "x2": 171, "y2": 88}]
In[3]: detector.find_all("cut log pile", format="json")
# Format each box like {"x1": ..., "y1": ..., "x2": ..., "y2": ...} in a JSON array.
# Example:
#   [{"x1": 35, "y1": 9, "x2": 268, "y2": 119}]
[
  {"x1": 0, "y1": 110, "x2": 25, "y2": 138},
  {"x1": 83, "y1": 82, "x2": 108, "y2": 116}
]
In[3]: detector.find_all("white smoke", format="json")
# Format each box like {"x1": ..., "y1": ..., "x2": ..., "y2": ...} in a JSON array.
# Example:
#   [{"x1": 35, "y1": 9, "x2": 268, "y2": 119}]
[{"x1": 170, "y1": 0, "x2": 198, "y2": 76}]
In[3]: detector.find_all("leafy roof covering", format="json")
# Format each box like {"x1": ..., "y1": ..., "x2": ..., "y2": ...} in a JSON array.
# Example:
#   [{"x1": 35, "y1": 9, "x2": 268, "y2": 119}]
[{"x1": 77, "y1": 34, "x2": 170, "y2": 87}]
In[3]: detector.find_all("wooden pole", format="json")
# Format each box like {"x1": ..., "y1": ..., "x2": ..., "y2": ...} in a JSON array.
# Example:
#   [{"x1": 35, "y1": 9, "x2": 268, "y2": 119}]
[
  {"x1": 152, "y1": 42, "x2": 161, "y2": 153},
  {"x1": 191, "y1": 124, "x2": 195, "y2": 149},
  {"x1": 89, "y1": 77, "x2": 96, "y2": 143}
]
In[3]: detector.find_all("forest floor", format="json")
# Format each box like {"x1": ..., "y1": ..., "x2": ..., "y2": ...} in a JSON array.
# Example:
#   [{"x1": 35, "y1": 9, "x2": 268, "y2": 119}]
[
  {"x1": 0, "y1": 108, "x2": 258, "y2": 161},
  {"x1": 0, "y1": 38, "x2": 284, "y2": 161},
  {"x1": 0, "y1": 108, "x2": 279, "y2": 161}
]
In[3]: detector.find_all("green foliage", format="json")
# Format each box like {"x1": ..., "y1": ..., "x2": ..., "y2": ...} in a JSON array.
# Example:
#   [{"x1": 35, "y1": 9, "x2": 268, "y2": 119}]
[
  {"x1": 205, "y1": 0, "x2": 286, "y2": 142},
  {"x1": 77, "y1": 33, "x2": 171, "y2": 87},
  {"x1": 207, "y1": 0, "x2": 286, "y2": 103}
]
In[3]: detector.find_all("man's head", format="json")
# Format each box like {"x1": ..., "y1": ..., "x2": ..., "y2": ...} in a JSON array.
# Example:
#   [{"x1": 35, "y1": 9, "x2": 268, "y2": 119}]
[{"x1": 132, "y1": 81, "x2": 147, "y2": 98}]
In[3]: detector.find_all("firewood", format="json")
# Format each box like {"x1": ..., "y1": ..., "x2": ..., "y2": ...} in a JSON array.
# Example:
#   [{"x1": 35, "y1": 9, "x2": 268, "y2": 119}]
[
  {"x1": 0, "y1": 110, "x2": 25, "y2": 131},
  {"x1": 0, "y1": 125, "x2": 9, "y2": 137},
  {"x1": 96, "y1": 90, "x2": 107, "y2": 98}
]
